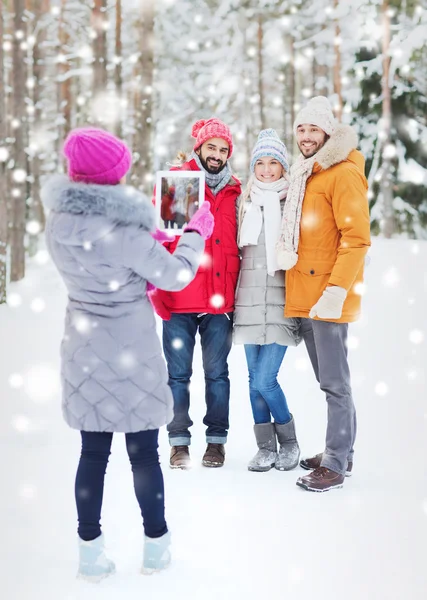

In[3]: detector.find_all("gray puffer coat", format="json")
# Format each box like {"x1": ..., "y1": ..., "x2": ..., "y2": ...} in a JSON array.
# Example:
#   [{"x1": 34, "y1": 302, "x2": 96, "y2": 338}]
[
  {"x1": 234, "y1": 206, "x2": 301, "y2": 347},
  {"x1": 42, "y1": 175, "x2": 205, "y2": 433}
]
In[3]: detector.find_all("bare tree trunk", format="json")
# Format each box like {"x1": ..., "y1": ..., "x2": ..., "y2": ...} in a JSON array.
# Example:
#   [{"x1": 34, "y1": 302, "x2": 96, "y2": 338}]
[
  {"x1": 0, "y1": 3, "x2": 9, "y2": 302},
  {"x1": 380, "y1": 0, "x2": 395, "y2": 238},
  {"x1": 92, "y1": 0, "x2": 108, "y2": 97},
  {"x1": 55, "y1": 0, "x2": 71, "y2": 166},
  {"x1": 286, "y1": 35, "x2": 296, "y2": 151},
  {"x1": 333, "y1": 0, "x2": 343, "y2": 121},
  {"x1": 27, "y1": 0, "x2": 49, "y2": 257},
  {"x1": 133, "y1": 3, "x2": 155, "y2": 192},
  {"x1": 257, "y1": 13, "x2": 265, "y2": 130},
  {"x1": 10, "y1": 0, "x2": 27, "y2": 282},
  {"x1": 114, "y1": 0, "x2": 122, "y2": 137}
]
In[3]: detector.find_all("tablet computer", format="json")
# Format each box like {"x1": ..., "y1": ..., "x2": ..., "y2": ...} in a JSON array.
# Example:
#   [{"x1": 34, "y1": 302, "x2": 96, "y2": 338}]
[{"x1": 155, "y1": 170, "x2": 206, "y2": 234}]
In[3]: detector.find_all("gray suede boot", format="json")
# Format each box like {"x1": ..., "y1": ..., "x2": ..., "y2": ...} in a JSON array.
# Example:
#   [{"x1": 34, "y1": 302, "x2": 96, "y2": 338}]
[
  {"x1": 274, "y1": 416, "x2": 300, "y2": 471},
  {"x1": 248, "y1": 423, "x2": 277, "y2": 472}
]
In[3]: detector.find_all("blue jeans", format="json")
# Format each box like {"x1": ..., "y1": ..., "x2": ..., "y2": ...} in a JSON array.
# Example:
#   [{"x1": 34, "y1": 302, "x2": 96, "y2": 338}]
[
  {"x1": 244, "y1": 343, "x2": 291, "y2": 425},
  {"x1": 75, "y1": 430, "x2": 167, "y2": 541},
  {"x1": 163, "y1": 312, "x2": 233, "y2": 445}
]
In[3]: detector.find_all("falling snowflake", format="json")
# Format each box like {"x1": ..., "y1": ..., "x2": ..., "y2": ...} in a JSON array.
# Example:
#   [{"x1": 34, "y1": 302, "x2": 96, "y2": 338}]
[
  {"x1": 0, "y1": 147, "x2": 9, "y2": 161},
  {"x1": 9, "y1": 373, "x2": 24, "y2": 388},
  {"x1": 346, "y1": 335, "x2": 359, "y2": 350},
  {"x1": 210, "y1": 294, "x2": 224, "y2": 309},
  {"x1": 12, "y1": 168, "x2": 26, "y2": 183},
  {"x1": 353, "y1": 283, "x2": 366, "y2": 296},
  {"x1": 374, "y1": 381, "x2": 388, "y2": 396},
  {"x1": 109, "y1": 280, "x2": 120, "y2": 291},
  {"x1": 24, "y1": 365, "x2": 60, "y2": 403},
  {"x1": 31, "y1": 298, "x2": 46, "y2": 313},
  {"x1": 119, "y1": 351, "x2": 137, "y2": 369},
  {"x1": 382, "y1": 266, "x2": 399, "y2": 287},
  {"x1": 83, "y1": 241, "x2": 92, "y2": 251},
  {"x1": 26, "y1": 220, "x2": 42, "y2": 235},
  {"x1": 171, "y1": 337, "x2": 184, "y2": 350},
  {"x1": 409, "y1": 330, "x2": 424, "y2": 345},
  {"x1": 7, "y1": 293, "x2": 22, "y2": 308},
  {"x1": 200, "y1": 253, "x2": 212, "y2": 268},
  {"x1": 406, "y1": 369, "x2": 418, "y2": 381},
  {"x1": 19, "y1": 485, "x2": 37, "y2": 500},
  {"x1": 34, "y1": 250, "x2": 50, "y2": 266},
  {"x1": 177, "y1": 269, "x2": 191, "y2": 283},
  {"x1": 73, "y1": 315, "x2": 91, "y2": 333},
  {"x1": 12, "y1": 415, "x2": 31, "y2": 433}
]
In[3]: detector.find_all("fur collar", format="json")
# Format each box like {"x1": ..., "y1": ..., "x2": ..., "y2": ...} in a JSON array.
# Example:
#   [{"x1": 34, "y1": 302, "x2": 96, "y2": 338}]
[
  {"x1": 315, "y1": 124, "x2": 358, "y2": 171},
  {"x1": 40, "y1": 174, "x2": 156, "y2": 230}
]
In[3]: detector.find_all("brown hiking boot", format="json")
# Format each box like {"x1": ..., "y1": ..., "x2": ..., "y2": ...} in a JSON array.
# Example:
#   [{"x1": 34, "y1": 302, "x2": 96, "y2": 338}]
[
  {"x1": 296, "y1": 466, "x2": 345, "y2": 492},
  {"x1": 202, "y1": 443, "x2": 225, "y2": 468},
  {"x1": 300, "y1": 453, "x2": 353, "y2": 477},
  {"x1": 169, "y1": 445, "x2": 191, "y2": 470}
]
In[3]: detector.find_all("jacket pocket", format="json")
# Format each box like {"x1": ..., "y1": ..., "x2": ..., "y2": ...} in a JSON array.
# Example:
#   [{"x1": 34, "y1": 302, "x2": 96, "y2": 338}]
[
  {"x1": 226, "y1": 254, "x2": 241, "y2": 304},
  {"x1": 287, "y1": 258, "x2": 335, "y2": 311}
]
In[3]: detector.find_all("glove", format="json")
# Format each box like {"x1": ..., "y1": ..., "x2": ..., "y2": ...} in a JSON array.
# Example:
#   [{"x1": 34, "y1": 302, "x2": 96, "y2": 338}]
[
  {"x1": 151, "y1": 228, "x2": 176, "y2": 244},
  {"x1": 309, "y1": 286, "x2": 347, "y2": 320},
  {"x1": 147, "y1": 288, "x2": 171, "y2": 321},
  {"x1": 183, "y1": 202, "x2": 214, "y2": 240}
]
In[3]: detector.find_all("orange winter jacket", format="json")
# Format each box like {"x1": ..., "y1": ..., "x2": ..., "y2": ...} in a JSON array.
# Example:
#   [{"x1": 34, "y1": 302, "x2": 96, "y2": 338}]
[{"x1": 285, "y1": 125, "x2": 371, "y2": 323}]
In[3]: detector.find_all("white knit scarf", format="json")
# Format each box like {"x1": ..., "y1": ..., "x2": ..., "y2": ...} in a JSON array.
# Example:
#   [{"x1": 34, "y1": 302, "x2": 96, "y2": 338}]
[
  {"x1": 275, "y1": 154, "x2": 317, "y2": 270},
  {"x1": 240, "y1": 177, "x2": 289, "y2": 276}
]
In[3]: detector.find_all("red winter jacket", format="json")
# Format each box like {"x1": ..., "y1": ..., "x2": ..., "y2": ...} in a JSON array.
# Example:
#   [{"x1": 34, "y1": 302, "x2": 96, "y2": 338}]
[{"x1": 156, "y1": 158, "x2": 241, "y2": 314}]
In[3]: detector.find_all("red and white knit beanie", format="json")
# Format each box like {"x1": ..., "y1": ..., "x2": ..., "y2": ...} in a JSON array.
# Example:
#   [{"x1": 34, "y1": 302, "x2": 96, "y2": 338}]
[{"x1": 191, "y1": 118, "x2": 233, "y2": 157}]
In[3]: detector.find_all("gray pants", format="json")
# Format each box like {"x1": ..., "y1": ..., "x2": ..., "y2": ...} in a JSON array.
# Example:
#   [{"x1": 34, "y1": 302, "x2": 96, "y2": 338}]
[{"x1": 301, "y1": 319, "x2": 356, "y2": 476}]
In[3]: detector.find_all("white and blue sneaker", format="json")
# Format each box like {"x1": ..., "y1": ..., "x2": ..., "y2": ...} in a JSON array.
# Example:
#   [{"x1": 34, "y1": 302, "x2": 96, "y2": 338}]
[
  {"x1": 141, "y1": 531, "x2": 171, "y2": 574},
  {"x1": 77, "y1": 534, "x2": 116, "y2": 583}
]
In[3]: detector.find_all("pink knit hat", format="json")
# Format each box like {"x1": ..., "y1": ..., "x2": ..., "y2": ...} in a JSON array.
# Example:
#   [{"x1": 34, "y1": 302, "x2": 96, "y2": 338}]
[
  {"x1": 192, "y1": 118, "x2": 233, "y2": 157},
  {"x1": 63, "y1": 127, "x2": 132, "y2": 185}
]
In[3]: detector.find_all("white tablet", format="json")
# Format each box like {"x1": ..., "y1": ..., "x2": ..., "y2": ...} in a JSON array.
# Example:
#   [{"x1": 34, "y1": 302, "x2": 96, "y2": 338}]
[{"x1": 155, "y1": 170, "x2": 206, "y2": 234}]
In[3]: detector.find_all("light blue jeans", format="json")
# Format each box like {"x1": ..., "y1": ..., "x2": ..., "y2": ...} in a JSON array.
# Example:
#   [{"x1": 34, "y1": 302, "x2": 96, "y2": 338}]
[{"x1": 244, "y1": 343, "x2": 291, "y2": 425}]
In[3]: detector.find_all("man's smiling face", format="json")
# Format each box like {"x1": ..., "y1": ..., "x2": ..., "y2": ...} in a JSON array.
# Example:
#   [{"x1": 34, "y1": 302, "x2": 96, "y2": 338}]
[
  {"x1": 296, "y1": 124, "x2": 328, "y2": 158},
  {"x1": 196, "y1": 138, "x2": 229, "y2": 174}
]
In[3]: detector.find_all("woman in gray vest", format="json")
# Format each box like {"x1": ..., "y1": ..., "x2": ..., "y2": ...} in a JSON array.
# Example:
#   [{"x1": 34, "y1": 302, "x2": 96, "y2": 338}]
[{"x1": 234, "y1": 130, "x2": 301, "y2": 472}]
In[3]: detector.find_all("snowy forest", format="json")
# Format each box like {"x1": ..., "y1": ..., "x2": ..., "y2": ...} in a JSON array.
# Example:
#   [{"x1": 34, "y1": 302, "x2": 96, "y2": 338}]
[{"x1": 0, "y1": 0, "x2": 426, "y2": 301}]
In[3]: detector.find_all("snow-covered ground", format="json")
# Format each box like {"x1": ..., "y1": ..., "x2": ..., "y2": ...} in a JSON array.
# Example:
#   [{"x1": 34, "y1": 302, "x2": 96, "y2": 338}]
[{"x1": 1, "y1": 237, "x2": 426, "y2": 600}]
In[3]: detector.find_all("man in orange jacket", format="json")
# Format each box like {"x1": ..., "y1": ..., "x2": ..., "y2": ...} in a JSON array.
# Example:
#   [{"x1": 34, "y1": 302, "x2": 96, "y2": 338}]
[{"x1": 276, "y1": 96, "x2": 371, "y2": 492}]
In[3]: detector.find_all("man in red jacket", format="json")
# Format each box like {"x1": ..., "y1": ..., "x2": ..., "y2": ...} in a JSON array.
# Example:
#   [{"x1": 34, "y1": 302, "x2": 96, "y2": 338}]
[{"x1": 151, "y1": 118, "x2": 241, "y2": 469}]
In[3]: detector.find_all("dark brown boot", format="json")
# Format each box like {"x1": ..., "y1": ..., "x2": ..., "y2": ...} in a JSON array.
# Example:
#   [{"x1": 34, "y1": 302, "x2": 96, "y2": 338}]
[
  {"x1": 202, "y1": 443, "x2": 225, "y2": 468},
  {"x1": 300, "y1": 453, "x2": 353, "y2": 477},
  {"x1": 169, "y1": 445, "x2": 191, "y2": 470},
  {"x1": 296, "y1": 466, "x2": 345, "y2": 492}
]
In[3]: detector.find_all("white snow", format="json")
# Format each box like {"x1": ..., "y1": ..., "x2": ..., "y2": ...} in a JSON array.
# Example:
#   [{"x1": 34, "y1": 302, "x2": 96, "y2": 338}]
[{"x1": 1, "y1": 237, "x2": 426, "y2": 599}]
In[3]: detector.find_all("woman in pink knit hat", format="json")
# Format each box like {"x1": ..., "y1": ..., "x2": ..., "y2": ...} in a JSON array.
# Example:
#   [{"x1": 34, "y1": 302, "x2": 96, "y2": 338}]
[{"x1": 41, "y1": 127, "x2": 214, "y2": 581}]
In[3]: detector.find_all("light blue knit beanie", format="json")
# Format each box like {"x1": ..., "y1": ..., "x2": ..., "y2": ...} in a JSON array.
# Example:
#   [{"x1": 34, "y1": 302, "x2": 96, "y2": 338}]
[{"x1": 250, "y1": 129, "x2": 289, "y2": 173}]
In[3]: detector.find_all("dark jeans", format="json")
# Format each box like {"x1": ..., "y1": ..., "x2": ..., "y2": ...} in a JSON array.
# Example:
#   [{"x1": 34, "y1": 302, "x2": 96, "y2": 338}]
[
  {"x1": 244, "y1": 343, "x2": 291, "y2": 425},
  {"x1": 75, "y1": 429, "x2": 167, "y2": 541},
  {"x1": 163, "y1": 312, "x2": 233, "y2": 445}
]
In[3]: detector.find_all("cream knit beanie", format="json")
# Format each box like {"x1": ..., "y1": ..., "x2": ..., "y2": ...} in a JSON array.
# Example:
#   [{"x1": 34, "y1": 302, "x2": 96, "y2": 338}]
[{"x1": 293, "y1": 96, "x2": 337, "y2": 136}]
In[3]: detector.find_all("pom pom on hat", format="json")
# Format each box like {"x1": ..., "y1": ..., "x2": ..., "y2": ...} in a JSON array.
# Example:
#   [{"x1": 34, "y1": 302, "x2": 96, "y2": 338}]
[
  {"x1": 191, "y1": 118, "x2": 233, "y2": 157},
  {"x1": 293, "y1": 96, "x2": 337, "y2": 136},
  {"x1": 63, "y1": 127, "x2": 132, "y2": 185},
  {"x1": 250, "y1": 128, "x2": 289, "y2": 173}
]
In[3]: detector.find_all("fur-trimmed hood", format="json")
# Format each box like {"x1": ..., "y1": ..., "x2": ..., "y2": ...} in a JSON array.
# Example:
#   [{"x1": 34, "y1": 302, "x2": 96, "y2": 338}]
[
  {"x1": 314, "y1": 124, "x2": 362, "y2": 172},
  {"x1": 41, "y1": 174, "x2": 156, "y2": 246},
  {"x1": 41, "y1": 174, "x2": 156, "y2": 229}
]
